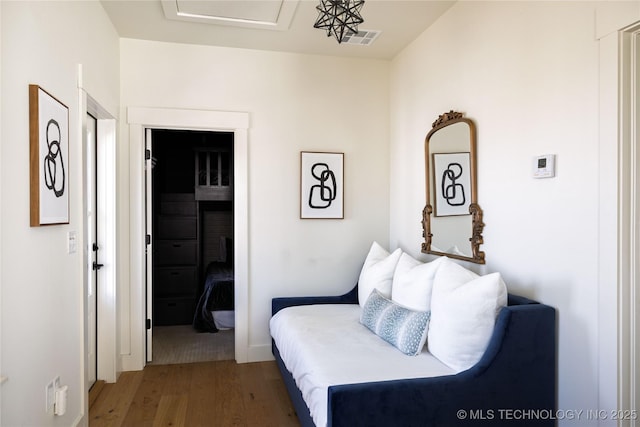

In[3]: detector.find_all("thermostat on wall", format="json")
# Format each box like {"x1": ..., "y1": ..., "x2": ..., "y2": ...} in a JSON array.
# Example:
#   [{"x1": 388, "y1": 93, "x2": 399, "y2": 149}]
[{"x1": 533, "y1": 154, "x2": 555, "y2": 178}]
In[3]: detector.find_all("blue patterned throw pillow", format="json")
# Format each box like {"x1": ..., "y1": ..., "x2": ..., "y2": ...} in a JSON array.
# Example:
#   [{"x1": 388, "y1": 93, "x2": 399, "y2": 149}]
[{"x1": 360, "y1": 289, "x2": 431, "y2": 356}]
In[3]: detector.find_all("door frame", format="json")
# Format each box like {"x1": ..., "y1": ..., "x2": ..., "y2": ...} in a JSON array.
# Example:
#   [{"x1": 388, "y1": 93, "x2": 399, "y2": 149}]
[
  {"x1": 125, "y1": 107, "x2": 249, "y2": 371},
  {"x1": 618, "y1": 25, "x2": 640, "y2": 423},
  {"x1": 144, "y1": 129, "x2": 153, "y2": 362},
  {"x1": 86, "y1": 111, "x2": 98, "y2": 387},
  {"x1": 597, "y1": 9, "x2": 640, "y2": 421},
  {"x1": 80, "y1": 87, "x2": 117, "y2": 422}
]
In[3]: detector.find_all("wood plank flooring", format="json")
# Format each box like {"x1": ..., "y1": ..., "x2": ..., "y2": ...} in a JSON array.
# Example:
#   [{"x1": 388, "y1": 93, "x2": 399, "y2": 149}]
[{"x1": 89, "y1": 360, "x2": 300, "y2": 427}]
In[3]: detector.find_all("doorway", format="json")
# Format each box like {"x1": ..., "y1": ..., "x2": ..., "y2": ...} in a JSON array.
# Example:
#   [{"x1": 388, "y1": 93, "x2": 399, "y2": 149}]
[
  {"x1": 147, "y1": 129, "x2": 235, "y2": 364},
  {"x1": 126, "y1": 107, "x2": 249, "y2": 371},
  {"x1": 82, "y1": 91, "x2": 117, "y2": 392}
]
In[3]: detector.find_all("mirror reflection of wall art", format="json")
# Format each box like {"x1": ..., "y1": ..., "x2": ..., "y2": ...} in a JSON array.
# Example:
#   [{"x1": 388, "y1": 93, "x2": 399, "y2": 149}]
[
  {"x1": 29, "y1": 85, "x2": 69, "y2": 226},
  {"x1": 432, "y1": 152, "x2": 471, "y2": 217},
  {"x1": 300, "y1": 151, "x2": 344, "y2": 219}
]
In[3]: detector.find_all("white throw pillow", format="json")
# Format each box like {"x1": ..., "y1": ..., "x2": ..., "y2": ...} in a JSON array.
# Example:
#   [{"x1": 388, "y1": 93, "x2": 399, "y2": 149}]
[
  {"x1": 357, "y1": 242, "x2": 402, "y2": 307},
  {"x1": 427, "y1": 257, "x2": 507, "y2": 372},
  {"x1": 391, "y1": 254, "x2": 444, "y2": 312}
]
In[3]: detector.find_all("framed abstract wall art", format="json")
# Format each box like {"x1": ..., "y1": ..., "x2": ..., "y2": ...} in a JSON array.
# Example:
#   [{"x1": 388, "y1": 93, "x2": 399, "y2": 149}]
[
  {"x1": 432, "y1": 152, "x2": 471, "y2": 217},
  {"x1": 29, "y1": 85, "x2": 69, "y2": 226},
  {"x1": 300, "y1": 151, "x2": 344, "y2": 219}
]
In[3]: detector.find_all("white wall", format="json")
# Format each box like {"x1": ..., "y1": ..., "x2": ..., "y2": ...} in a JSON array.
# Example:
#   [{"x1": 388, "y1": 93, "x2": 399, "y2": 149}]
[
  {"x1": 0, "y1": 0, "x2": 4, "y2": 421},
  {"x1": 119, "y1": 39, "x2": 390, "y2": 359},
  {"x1": 390, "y1": 1, "x2": 604, "y2": 424},
  {"x1": 2, "y1": 1, "x2": 625, "y2": 424},
  {"x1": 0, "y1": 1, "x2": 119, "y2": 425}
]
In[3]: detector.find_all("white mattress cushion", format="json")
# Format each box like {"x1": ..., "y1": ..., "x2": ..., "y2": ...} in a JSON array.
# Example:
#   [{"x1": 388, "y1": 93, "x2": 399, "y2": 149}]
[
  {"x1": 212, "y1": 310, "x2": 235, "y2": 330},
  {"x1": 270, "y1": 304, "x2": 455, "y2": 427}
]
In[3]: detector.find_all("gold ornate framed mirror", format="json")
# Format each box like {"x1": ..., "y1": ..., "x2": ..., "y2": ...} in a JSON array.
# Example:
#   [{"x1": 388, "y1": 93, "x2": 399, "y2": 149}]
[{"x1": 421, "y1": 111, "x2": 485, "y2": 264}]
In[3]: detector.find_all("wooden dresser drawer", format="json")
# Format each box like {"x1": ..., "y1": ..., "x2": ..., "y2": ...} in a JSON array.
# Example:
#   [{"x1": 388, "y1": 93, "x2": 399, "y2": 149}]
[
  {"x1": 155, "y1": 240, "x2": 197, "y2": 265},
  {"x1": 157, "y1": 216, "x2": 197, "y2": 239},
  {"x1": 154, "y1": 296, "x2": 195, "y2": 326},
  {"x1": 154, "y1": 267, "x2": 197, "y2": 296},
  {"x1": 159, "y1": 193, "x2": 197, "y2": 215},
  {"x1": 160, "y1": 202, "x2": 197, "y2": 216}
]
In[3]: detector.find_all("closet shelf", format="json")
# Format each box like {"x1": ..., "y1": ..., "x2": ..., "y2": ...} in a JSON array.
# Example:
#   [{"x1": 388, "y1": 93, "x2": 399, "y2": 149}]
[{"x1": 194, "y1": 148, "x2": 233, "y2": 201}]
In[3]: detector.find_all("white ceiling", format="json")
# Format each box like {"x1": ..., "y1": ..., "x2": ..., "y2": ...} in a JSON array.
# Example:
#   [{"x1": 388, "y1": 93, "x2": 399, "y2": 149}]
[{"x1": 100, "y1": 0, "x2": 455, "y2": 60}]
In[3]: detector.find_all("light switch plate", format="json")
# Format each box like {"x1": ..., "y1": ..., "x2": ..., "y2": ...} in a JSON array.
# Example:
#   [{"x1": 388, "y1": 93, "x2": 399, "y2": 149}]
[{"x1": 533, "y1": 154, "x2": 555, "y2": 178}]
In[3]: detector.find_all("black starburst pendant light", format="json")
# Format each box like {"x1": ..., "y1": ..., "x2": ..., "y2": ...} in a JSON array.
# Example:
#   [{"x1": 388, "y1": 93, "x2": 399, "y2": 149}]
[{"x1": 313, "y1": 0, "x2": 365, "y2": 44}]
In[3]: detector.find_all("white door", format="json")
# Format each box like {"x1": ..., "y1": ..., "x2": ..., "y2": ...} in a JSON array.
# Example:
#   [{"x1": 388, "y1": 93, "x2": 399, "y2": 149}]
[
  {"x1": 145, "y1": 129, "x2": 154, "y2": 362},
  {"x1": 634, "y1": 28, "x2": 640, "y2": 417},
  {"x1": 86, "y1": 113, "x2": 98, "y2": 388},
  {"x1": 83, "y1": 91, "x2": 117, "y2": 383}
]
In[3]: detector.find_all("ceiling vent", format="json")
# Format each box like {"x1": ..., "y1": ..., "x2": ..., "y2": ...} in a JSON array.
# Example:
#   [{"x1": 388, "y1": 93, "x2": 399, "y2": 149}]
[{"x1": 341, "y1": 29, "x2": 381, "y2": 46}]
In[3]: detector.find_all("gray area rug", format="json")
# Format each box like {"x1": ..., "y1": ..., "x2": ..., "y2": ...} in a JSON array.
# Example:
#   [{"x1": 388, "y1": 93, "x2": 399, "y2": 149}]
[{"x1": 150, "y1": 325, "x2": 234, "y2": 365}]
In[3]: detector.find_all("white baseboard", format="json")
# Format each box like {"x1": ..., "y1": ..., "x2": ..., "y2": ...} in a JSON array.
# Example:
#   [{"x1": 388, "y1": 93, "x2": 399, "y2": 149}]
[{"x1": 245, "y1": 344, "x2": 275, "y2": 363}]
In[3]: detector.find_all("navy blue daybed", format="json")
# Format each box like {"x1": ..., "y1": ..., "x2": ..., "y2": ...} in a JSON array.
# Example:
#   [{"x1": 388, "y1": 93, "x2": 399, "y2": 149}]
[{"x1": 272, "y1": 285, "x2": 556, "y2": 427}]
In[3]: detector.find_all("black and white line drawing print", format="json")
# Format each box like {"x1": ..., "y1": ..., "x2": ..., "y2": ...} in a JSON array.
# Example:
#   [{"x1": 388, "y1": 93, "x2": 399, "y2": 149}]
[
  {"x1": 43, "y1": 119, "x2": 66, "y2": 198},
  {"x1": 300, "y1": 152, "x2": 344, "y2": 219},
  {"x1": 29, "y1": 85, "x2": 69, "y2": 226},
  {"x1": 433, "y1": 152, "x2": 471, "y2": 217},
  {"x1": 308, "y1": 162, "x2": 337, "y2": 209}
]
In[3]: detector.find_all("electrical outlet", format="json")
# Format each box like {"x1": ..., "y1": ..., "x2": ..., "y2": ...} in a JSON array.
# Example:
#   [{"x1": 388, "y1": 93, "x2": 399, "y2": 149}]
[
  {"x1": 45, "y1": 376, "x2": 61, "y2": 412},
  {"x1": 46, "y1": 381, "x2": 55, "y2": 412}
]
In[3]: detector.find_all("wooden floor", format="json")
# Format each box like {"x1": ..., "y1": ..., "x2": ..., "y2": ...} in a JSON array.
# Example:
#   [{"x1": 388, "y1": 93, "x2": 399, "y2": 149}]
[{"x1": 89, "y1": 360, "x2": 301, "y2": 427}]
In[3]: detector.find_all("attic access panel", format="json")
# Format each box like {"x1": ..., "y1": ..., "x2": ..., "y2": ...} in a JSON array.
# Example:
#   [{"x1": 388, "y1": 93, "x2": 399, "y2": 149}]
[{"x1": 161, "y1": 0, "x2": 299, "y2": 31}]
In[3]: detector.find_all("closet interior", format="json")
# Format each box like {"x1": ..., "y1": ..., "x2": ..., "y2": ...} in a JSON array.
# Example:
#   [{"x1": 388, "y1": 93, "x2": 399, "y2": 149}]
[{"x1": 151, "y1": 129, "x2": 235, "y2": 336}]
